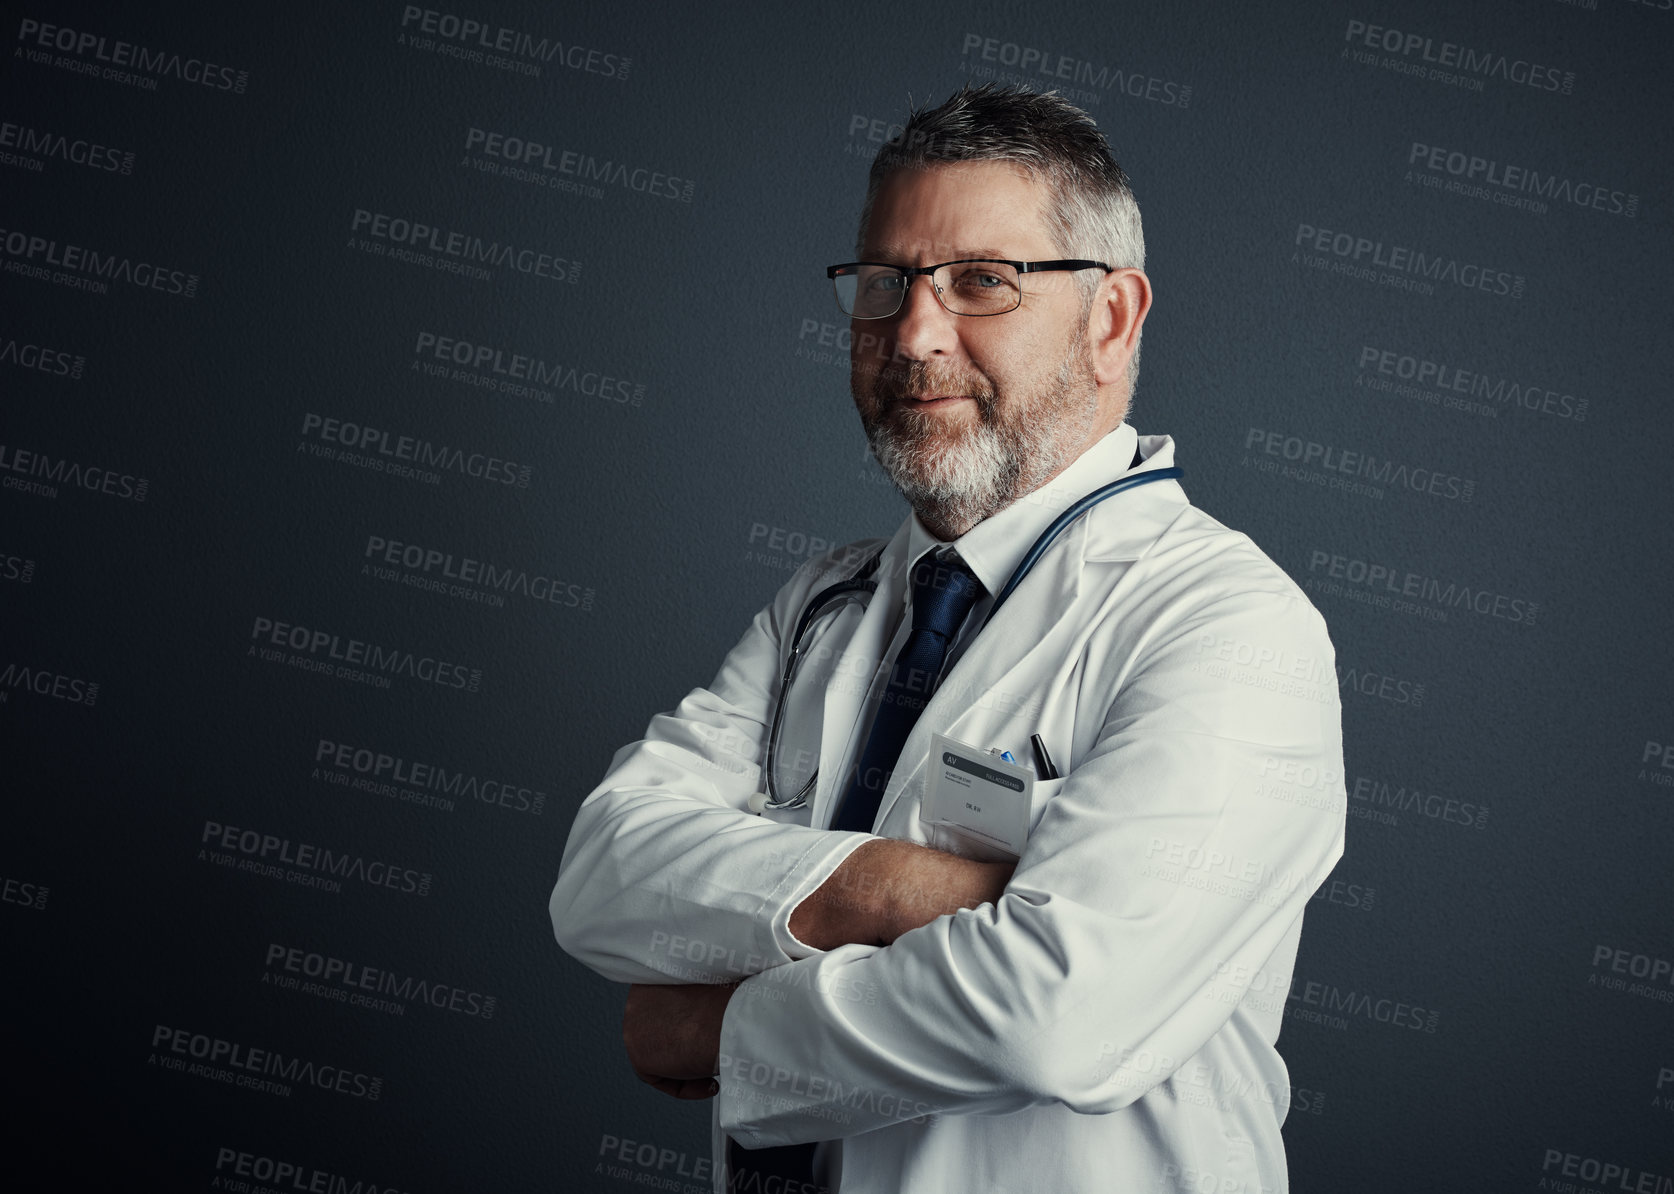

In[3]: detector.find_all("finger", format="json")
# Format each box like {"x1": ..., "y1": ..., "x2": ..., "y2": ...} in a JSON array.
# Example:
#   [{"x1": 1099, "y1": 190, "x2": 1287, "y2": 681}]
[
  {"x1": 637, "y1": 1073, "x2": 720, "y2": 1100},
  {"x1": 664, "y1": 1077, "x2": 721, "y2": 1100}
]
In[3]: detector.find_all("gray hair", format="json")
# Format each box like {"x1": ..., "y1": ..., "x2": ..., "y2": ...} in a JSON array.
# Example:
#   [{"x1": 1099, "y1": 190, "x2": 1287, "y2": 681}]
[{"x1": 858, "y1": 84, "x2": 1146, "y2": 401}]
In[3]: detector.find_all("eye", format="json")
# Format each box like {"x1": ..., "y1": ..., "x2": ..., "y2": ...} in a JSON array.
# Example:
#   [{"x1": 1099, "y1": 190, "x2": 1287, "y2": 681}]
[{"x1": 864, "y1": 272, "x2": 904, "y2": 293}]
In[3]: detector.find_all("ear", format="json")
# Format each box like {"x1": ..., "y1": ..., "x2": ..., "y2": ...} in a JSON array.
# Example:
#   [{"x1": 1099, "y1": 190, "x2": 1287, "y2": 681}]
[{"x1": 1088, "y1": 268, "x2": 1152, "y2": 390}]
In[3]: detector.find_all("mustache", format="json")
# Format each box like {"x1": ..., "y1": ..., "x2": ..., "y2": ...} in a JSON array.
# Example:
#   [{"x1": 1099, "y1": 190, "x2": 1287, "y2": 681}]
[{"x1": 871, "y1": 360, "x2": 996, "y2": 406}]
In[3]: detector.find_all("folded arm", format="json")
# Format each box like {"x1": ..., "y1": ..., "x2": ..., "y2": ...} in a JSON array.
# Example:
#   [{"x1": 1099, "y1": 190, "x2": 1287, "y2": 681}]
[
  {"x1": 717, "y1": 590, "x2": 1347, "y2": 1146},
  {"x1": 551, "y1": 543, "x2": 1000, "y2": 986},
  {"x1": 548, "y1": 597, "x2": 871, "y2": 985},
  {"x1": 621, "y1": 841, "x2": 1014, "y2": 1094},
  {"x1": 788, "y1": 838, "x2": 1016, "y2": 949}
]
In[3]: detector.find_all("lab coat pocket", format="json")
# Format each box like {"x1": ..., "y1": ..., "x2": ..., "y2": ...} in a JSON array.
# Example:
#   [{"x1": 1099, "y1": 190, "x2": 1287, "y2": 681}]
[
  {"x1": 928, "y1": 821, "x2": 1020, "y2": 863},
  {"x1": 1027, "y1": 777, "x2": 1067, "y2": 837},
  {"x1": 931, "y1": 776, "x2": 1066, "y2": 859}
]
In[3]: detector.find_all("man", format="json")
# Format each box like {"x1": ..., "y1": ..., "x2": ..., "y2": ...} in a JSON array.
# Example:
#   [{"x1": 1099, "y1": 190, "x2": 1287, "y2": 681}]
[{"x1": 552, "y1": 84, "x2": 1346, "y2": 1193}]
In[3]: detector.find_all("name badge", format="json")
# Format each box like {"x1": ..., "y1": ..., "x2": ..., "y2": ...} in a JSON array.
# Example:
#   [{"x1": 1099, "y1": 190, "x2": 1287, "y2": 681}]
[{"x1": 920, "y1": 733, "x2": 1034, "y2": 858}]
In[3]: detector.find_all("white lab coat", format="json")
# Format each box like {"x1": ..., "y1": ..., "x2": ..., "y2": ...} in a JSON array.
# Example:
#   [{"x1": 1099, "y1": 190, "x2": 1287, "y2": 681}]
[{"x1": 551, "y1": 431, "x2": 1347, "y2": 1194}]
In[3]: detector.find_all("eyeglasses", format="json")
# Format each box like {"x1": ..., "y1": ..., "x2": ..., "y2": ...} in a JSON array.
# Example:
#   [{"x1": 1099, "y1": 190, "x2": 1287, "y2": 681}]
[{"x1": 826, "y1": 259, "x2": 1111, "y2": 319}]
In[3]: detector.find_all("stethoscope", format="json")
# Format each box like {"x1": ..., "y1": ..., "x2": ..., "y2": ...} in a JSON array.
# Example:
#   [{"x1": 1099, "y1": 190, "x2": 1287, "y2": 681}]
[{"x1": 756, "y1": 464, "x2": 1183, "y2": 812}]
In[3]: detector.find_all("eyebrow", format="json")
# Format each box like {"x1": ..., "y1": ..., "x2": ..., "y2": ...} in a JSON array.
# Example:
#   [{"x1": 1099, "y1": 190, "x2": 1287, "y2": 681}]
[{"x1": 865, "y1": 248, "x2": 1017, "y2": 262}]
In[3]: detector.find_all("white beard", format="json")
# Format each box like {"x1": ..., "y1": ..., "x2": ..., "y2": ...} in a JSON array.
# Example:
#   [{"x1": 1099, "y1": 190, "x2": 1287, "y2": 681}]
[{"x1": 861, "y1": 331, "x2": 1099, "y2": 538}]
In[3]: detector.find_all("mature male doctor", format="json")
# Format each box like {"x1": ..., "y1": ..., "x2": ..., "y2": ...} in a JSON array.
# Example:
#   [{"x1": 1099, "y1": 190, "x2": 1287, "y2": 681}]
[{"x1": 551, "y1": 85, "x2": 1347, "y2": 1193}]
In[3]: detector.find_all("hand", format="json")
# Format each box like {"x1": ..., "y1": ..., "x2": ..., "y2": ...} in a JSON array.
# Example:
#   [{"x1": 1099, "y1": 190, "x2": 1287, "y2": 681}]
[{"x1": 622, "y1": 982, "x2": 737, "y2": 1100}]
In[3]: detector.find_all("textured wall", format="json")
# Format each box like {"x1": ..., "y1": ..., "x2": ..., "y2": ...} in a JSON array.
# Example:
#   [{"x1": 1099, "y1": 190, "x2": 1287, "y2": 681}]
[{"x1": 3, "y1": 1, "x2": 1671, "y2": 1189}]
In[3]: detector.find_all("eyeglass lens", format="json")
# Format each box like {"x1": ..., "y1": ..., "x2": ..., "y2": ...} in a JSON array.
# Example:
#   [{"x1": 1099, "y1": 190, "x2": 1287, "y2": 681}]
[{"x1": 834, "y1": 262, "x2": 1022, "y2": 318}]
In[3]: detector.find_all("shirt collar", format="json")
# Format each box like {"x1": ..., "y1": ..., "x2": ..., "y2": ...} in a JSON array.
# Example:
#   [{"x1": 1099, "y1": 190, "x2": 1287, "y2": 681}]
[{"x1": 905, "y1": 423, "x2": 1141, "y2": 596}]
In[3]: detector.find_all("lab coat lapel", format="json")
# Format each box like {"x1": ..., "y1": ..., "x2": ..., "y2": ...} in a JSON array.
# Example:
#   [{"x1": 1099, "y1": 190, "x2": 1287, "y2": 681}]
[
  {"x1": 875, "y1": 517, "x2": 1091, "y2": 828},
  {"x1": 872, "y1": 457, "x2": 1189, "y2": 830}
]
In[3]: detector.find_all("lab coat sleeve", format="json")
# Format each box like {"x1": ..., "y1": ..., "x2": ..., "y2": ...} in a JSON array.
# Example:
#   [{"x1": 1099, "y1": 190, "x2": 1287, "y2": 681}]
[
  {"x1": 549, "y1": 559, "x2": 877, "y2": 986},
  {"x1": 717, "y1": 585, "x2": 1346, "y2": 1145}
]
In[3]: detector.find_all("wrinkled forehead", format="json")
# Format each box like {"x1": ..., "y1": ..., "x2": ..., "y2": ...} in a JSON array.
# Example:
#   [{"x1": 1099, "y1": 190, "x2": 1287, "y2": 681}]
[{"x1": 860, "y1": 160, "x2": 1057, "y2": 262}]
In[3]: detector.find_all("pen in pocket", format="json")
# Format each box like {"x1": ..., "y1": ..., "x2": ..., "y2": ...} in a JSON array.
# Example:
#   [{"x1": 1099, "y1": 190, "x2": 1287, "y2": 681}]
[{"x1": 1030, "y1": 733, "x2": 1059, "y2": 780}]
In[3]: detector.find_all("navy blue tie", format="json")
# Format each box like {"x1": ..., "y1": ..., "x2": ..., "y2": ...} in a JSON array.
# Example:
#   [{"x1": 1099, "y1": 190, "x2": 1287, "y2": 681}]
[{"x1": 831, "y1": 552, "x2": 984, "y2": 833}]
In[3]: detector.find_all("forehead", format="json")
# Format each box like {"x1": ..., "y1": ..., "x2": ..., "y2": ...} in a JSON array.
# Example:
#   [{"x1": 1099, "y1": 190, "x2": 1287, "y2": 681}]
[{"x1": 862, "y1": 160, "x2": 1057, "y2": 261}]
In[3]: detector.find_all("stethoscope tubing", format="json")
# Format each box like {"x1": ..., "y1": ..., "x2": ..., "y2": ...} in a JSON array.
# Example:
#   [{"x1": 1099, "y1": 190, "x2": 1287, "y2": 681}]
[
  {"x1": 760, "y1": 465, "x2": 1184, "y2": 810},
  {"x1": 983, "y1": 466, "x2": 1183, "y2": 625}
]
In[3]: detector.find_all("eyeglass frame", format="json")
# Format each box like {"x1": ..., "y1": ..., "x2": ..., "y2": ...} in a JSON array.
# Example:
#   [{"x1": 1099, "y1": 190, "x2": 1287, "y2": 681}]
[{"x1": 825, "y1": 258, "x2": 1112, "y2": 319}]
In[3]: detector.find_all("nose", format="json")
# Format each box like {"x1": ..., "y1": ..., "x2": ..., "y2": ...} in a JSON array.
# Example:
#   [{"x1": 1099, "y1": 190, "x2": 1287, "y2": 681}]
[{"x1": 888, "y1": 271, "x2": 958, "y2": 360}]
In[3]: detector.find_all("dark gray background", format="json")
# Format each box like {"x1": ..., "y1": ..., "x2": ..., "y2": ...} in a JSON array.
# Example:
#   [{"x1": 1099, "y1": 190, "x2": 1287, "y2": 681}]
[{"x1": 3, "y1": 0, "x2": 1671, "y2": 1189}]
